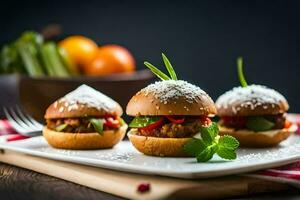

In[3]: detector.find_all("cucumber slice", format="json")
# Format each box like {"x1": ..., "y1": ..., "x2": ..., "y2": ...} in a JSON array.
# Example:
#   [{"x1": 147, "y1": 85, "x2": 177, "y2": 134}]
[{"x1": 246, "y1": 116, "x2": 275, "y2": 132}]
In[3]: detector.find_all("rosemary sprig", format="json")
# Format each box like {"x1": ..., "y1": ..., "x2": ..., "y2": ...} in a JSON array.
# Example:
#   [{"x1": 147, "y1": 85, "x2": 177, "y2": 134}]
[
  {"x1": 144, "y1": 53, "x2": 178, "y2": 81},
  {"x1": 162, "y1": 53, "x2": 177, "y2": 80},
  {"x1": 144, "y1": 62, "x2": 171, "y2": 80},
  {"x1": 237, "y1": 57, "x2": 248, "y2": 87}
]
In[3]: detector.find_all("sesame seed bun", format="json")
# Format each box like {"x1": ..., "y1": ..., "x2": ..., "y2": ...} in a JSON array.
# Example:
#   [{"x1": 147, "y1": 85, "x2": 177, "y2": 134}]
[
  {"x1": 45, "y1": 85, "x2": 123, "y2": 119},
  {"x1": 126, "y1": 80, "x2": 216, "y2": 116},
  {"x1": 218, "y1": 124, "x2": 297, "y2": 147},
  {"x1": 43, "y1": 124, "x2": 127, "y2": 149},
  {"x1": 216, "y1": 85, "x2": 289, "y2": 117},
  {"x1": 127, "y1": 129, "x2": 191, "y2": 157}
]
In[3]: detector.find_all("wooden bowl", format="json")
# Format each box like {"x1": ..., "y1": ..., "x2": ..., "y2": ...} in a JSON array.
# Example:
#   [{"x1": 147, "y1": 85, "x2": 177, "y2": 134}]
[{"x1": 1, "y1": 70, "x2": 154, "y2": 121}]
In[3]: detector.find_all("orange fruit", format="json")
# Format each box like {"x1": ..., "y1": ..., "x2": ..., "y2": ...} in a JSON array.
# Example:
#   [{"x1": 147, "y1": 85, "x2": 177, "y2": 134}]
[
  {"x1": 59, "y1": 36, "x2": 98, "y2": 67},
  {"x1": 83, "y1": 45, "x2": 135, "y2": 76}
]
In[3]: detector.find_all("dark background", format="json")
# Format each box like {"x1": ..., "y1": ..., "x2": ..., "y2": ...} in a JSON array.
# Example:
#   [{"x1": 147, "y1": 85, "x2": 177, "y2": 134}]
[{"x1": 1, "y1": 0, "x2": 299, "y2": 111}]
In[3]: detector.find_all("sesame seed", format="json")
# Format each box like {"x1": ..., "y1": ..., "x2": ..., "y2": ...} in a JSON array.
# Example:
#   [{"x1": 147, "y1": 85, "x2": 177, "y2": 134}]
[
  {"x1": 59, "y1": 107, "x2": 64, "y2": 112},
  {"x1": 140, "y1": 80, "x2": 212, "y2": 104},
  {"x1": 216, "y1": 85, "x2": 287, "y2": 112}
]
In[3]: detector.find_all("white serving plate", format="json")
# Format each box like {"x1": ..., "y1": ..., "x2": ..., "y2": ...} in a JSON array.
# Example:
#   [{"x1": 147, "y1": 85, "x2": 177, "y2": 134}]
[{"x1": 1, "y1": 134, "x2": 300, "y2": 179}]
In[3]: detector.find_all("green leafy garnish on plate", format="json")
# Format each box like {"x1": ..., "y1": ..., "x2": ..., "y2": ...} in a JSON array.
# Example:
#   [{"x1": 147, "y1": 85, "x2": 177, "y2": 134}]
[
  {"x1": 237, "y1": 57, "x2": 248, "y2": 87},
  {"x1": 144, "y1": 53, "x2": 178, "y2": 81},
  {"x1": 55, "y1": 123, "x2": 68, "y2": 132},
  {"x1": 184, "y1": 122, "x2": 239, "y2": 162},
  {"x1": 246, "y1": 116, "x2": 275, "y2": 132},
  {"x1": 129, "y1": 116, "x2": 162, "y2": 128},
  {"x1": 90, "y1": 118, "x2": 104, "y2": 135}
]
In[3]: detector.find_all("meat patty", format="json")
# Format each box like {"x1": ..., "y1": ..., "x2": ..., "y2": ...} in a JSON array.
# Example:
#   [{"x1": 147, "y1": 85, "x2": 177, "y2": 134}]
[
  {"x1": 137, "y1": 119, "x2": 202, "y2": 138},
  {"x1": 46, "y1": 118, "x2": 95, "y2": 133}
]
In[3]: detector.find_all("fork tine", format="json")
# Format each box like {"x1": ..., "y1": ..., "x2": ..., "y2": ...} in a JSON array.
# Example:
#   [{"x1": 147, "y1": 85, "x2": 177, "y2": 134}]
[
  {"x1": 15, "y1": 109, "x2": 39, "y2": 130},
  {"x1": 8, "y1": 107, "x2": 33, "y2": 131},
  {"x1": 16, "y1": 106, "x2": 43, "y2": 130},
  {"x1": 3, "y1": 107, "x2": 30, "y2": 133},
  {"x1": 24, "y1": 112, "x2": 43, "y2": 129}
]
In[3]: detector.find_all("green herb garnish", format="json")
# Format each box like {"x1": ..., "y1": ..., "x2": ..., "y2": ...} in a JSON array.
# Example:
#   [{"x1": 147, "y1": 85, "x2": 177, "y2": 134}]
[
  {"x1": 119, "y1": 118, "x2": 126, "y2": 126},
  {"x1": 184, "y1": 122, "x2": 239, "y2": 162},
  {"x1": 162, "y1": 53, "x2": 177, "y2": 80},
  {"x1": 129, "y1": 116, "x2": 162, "y2": 128},
  {"x1": 90, "y1": 118, "x2": 104, "y2": 135},
  {"x1": 246, "y1": 116, "x2": 275, "y2": 132},
  {"x1": 237, "y1": 57, "x2": 248, "y2": 87},
  {"x1": 55, "y1": 123, "x2": 68, "y2": 132},
  {"x1": 144, "y1": 62, "x2": 171, "y2": 80},
  {"x1": 144, "y1": 53, "x2": 178, "y2": 80}
]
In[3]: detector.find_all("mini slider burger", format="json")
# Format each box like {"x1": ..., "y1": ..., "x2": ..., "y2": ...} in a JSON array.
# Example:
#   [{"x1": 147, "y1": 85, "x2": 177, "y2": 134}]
[
  {"x1": 43, "y1": 85, "x2": 127, "y2": 149},
  {"x1": 126, "y1": 54, "x2": 217, "y2": 157},
  {"x1": 216, "y1": 58, "x2": 296, "y2": 147}
]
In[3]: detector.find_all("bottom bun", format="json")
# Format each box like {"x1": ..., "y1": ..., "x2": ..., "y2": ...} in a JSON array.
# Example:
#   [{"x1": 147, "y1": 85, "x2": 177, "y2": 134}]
[
  {"x1": 219, "y1": 124, "x2": 297, "y2": 148},
  {"x1": 43, "y1": 124, "x2": 127, "y2": 150},
  {"x1": 128, "y1": 129, "x2": 192, "y2": 157}
]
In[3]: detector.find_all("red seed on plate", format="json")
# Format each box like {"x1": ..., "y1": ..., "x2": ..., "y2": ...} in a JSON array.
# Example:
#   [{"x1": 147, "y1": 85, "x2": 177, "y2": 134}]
[{"x1": 137, "y1": 182, "x2": 151, "y2": 193}]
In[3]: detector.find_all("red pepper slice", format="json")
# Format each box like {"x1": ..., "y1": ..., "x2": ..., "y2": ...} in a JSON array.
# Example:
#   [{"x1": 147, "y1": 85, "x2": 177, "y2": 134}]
[
  {"x1": 284, "y1": 120, "x2": 292, "y2": 129},
  {"x1": 104, "y1": 117, "x2": 120, "y2": 129},
  {"x1": 165, "y1": 116, "x2": 185, "y2": 124},
  {"x1": 138, "y1": 117, "x2": 164, "y2": 132},
  {"x1": 221, "y1": 116, "x2": 246, "y2": 128},
  {"x1": 200, "y1": 116, "x2": 212, "y2": 126}
]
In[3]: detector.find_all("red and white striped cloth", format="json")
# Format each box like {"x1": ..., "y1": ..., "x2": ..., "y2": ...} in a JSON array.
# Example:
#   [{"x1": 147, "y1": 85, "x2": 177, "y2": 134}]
[
  {"x1": 1, "y1": 115, "x2": 300, "y2": 187},
  {"x1": 0, "y1": 119, "x2": 29, "y2": 142}
]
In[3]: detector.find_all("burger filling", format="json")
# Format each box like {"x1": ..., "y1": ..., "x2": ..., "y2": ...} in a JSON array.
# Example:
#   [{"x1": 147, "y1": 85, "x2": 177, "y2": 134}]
[
  {"x1": 219, "y1": 114, "x2": 292, "y2": 131},
  {"x1": 46, "y1": 116, "x2": 124, "y2": 134},
  {"x1": 129, "y1": 116, "x2": 212, "y2": 138}
]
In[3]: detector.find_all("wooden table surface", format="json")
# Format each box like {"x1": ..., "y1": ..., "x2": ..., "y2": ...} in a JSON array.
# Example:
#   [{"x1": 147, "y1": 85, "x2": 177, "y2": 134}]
[
  {"x1": 0, "y1": 162, "x2": 123, "y2": 200},
  {"x1": 1, "y1": 162, "x2": 300, "y2": 200}
]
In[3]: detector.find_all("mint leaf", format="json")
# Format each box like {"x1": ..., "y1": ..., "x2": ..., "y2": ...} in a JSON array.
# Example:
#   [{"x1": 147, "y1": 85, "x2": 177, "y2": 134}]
[
  {"x1": 216, "y1": 147, "x2": 237, "y2": 160},
  {"x1": 200, "y1": 122, "x2": 219, "y2": 145},
  {"x1": 184, "y1": 138, "x2": 206, "y2": 157},
  {"x1": 90, "y1": 118, "x2": 104, "y2": 135},
  {"x1": 183, "y1": 124, "x2": 239, "y2": 162},
  {"x1": 216, "y1": 135, "x2": 239, "y2": 160},
  {"x1": 218, "y1": 135, "x2": 239, "y2": 150},
  {"x1": 196, "y1": 145, "x2": 216, "y2": 162}
]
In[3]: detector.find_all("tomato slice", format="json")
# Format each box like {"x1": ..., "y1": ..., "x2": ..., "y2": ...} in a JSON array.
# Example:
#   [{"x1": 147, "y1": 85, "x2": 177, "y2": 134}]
[
  {"x1": 165, "y1": 116, "x2": 185, "y2": 124},
  {"x1": 284, "y1": 120, "x2": 292, "y2": 129},
  {"x1": 138, "y1": 117, "x2": 164, "y2": 132},
  {"x1": 200, "y1": 116, "x2": 212, "y2": 126},
  {"x1": 104, "y1": 117, "x2": 120, "y2": 129}
]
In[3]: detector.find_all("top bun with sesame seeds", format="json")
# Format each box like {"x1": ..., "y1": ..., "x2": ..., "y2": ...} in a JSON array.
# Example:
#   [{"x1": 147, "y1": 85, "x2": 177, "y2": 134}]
[
  {"x1": 216, "y1": 85, "x2": 289, "y2": 117},
  {"x1": 45, "y1": 84, "x2": 123, "y2": 119},
  {"x1": 126, "y1": 80, "x2": 217, "y2": 116}
]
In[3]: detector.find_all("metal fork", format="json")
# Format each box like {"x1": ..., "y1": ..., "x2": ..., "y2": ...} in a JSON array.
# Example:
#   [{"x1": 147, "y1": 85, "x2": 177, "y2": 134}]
[{"x1": 3, "y1": 106, "x2": 43, "y2": 137}]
